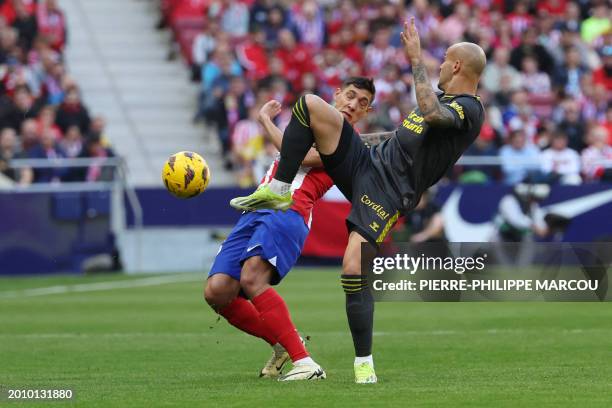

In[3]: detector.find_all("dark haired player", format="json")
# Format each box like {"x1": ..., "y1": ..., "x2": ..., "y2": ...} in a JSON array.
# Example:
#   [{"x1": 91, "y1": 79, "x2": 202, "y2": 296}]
[
  {"x1": 231, "y1": 19, "x2": 487, "y2": 383},
  {"x1": 206, "y1": 77, "x2": 390, "y2": 381}
]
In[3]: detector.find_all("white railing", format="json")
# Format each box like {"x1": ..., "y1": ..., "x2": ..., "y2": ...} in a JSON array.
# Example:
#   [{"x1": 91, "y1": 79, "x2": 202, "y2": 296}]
[
  {"x1": 1, "y1": 157, "x2": 143, "y2": 271},
  {"x1": 457, "y1": 156, "x2": 612, "y2": 167}
]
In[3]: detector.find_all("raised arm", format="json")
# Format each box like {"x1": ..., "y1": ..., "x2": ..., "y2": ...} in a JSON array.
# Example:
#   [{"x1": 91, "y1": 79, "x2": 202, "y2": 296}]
[{"x1": 400, "y1": 18, "x2": 456, "y2": 127}]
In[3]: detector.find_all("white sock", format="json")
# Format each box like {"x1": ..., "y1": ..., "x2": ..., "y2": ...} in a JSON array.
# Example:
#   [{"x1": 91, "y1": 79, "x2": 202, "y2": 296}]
[
  {"x1": 354, "y1": 355, "x2": 374, "y2": 367},
  {"x1": 294, "y1": 356, "x2": 315, "y2": 366},
  {"x1": 269, "y1": 179, "x2": 291, "y2": 195}
]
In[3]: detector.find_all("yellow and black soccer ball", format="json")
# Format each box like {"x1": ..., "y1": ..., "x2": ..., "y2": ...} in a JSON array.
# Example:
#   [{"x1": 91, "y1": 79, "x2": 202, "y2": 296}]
[{"x1": 162, "y1": 151, "x2": 210, "y2": 198}]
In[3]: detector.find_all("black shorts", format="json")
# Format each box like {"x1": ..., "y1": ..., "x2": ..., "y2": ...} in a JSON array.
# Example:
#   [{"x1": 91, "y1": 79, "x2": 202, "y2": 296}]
[{"x1": 320, "y1": 119, "x2": 401, "y2": 248}]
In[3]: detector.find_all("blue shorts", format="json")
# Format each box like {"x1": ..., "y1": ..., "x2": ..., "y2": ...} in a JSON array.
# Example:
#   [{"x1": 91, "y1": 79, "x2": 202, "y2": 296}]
[{"x1": 208, "y1": 209, "x2": 309, "y2": 285}]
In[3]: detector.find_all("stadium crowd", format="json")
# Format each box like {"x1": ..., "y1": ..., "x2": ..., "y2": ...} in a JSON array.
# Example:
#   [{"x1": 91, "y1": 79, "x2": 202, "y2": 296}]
[
  {"x1": 161, "y1": 0, "x2": 611, "y2": 187},
  {"x1": 0, "y1": 0, "x2": 114, "y2": 186}
]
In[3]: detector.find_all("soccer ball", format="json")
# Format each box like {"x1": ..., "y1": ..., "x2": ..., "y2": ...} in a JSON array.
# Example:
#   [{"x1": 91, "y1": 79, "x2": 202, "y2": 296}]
[{"x1": 162, "y1": 151, "x2": 211, "y2": 198}]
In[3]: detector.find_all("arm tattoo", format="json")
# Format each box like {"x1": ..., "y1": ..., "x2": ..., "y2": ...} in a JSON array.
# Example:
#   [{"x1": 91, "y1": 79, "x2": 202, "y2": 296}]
[
  {"x1": 412, "y1": 61, "x2": 457, "y2": 127},
  {"x1": 359, "y1": 131, "x2": 394, "y2": 146}
]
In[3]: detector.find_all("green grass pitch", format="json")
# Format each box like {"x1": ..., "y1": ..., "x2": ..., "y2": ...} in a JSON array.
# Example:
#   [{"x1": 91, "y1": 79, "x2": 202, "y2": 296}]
[{"x1": 1, "y1": 269, "x2": 611, "y2": 407}]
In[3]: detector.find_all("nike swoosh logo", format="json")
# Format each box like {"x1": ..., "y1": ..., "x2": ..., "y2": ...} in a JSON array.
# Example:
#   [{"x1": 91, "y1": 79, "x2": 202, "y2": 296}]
[
  {"x1": 247, "y1": 245, "x2": 260, "y2": 252},
  {"x1": 308, "y1": 370, "x2": 324, "y2": 379},
  {"x1": 442, "y1": 188, "x2": 612, "y2": 242}
]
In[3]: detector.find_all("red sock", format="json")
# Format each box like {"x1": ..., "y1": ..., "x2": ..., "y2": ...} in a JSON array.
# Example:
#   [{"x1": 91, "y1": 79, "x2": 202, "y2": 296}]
[
  {"x1": 251, "y1": 288, "x2": 308, "y2": 362},
  {"x1": 219, "y1": 297, "x2": 276, "y2": 345}
]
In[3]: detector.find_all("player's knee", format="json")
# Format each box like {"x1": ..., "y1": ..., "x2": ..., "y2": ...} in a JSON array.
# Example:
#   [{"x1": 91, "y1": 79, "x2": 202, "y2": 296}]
[
  {"x1": 342, "y1": 257, "x2": 362, "y2": 276},
  {"x1": 304, "y1": 94, "x2": 326, "y2": 117},
  {"x1": 204, "y1": 279, "x2": 235, "y2": 310}
]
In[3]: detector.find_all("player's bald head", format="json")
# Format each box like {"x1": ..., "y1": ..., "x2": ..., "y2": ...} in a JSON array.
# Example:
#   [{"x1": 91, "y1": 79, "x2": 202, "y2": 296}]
[{"x1": 448, "y1": 42, "x2": 487, "y2": 78}]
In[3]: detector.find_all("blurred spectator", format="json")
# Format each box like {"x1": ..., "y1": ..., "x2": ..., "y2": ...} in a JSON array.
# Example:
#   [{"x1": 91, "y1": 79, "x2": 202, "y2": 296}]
[
  {"x1": 41, "y1": 58, "x2": 66, "y2": 105},
  {"x1": 37, "y1": 0, "x2": 67, "y2": 52},
  {"x1": 88, "y1": 115, "x2": 110, "y2": 145},
  {"x1": 333, "y1": 25, "x2": 364, "y2": 65},
  {"x1": 12, "y1": 0, "x2": 37, "y2": 51},
  {"x1": 55, "y1": 86, "x2": 90, "y2": 134},
  {"x1": 230, "y1": 105, "x2": 263, "y2": 187},
  {"x1": 37, "y1": 105, "x2": 61, "y2": 140},
  {"x1": 252, "y1": 140, "x2": 277, "y2": 184},
  {"x1": 581, "y1": 126, "x2": 612, "y2": 182},
  {"x1": 482, "y1": 47, "x2": 522, "y2": 94},
  {"x1": 536, "y1": 0, "x2": 568, "y2": 19},
  {"x1": 510, "y1": 27, "x2": 555, "y2": 75},
  {"x1": 201, "y1": 45, "x2": 242, "y2": 95},
  {"x1": 60, "y1": 125, "x2": 83, "y2": 158},
  {"x1": 540, "y1": 131, "x2": 582, "y2": 185},
  {"x1": 508, "y1": 104, "x2": 539, "y2": 144},
  {"x1": 262, "y1": 5, "x2": 288, "y2": 49},
  {"x1": 289, "y1": 0, "x2": 325, "y2": 51},
  {"x1": 0, "y1": 127, "x2": 32, "y2": 185},
  {"x1": 0, "y1": 85, "x2": 39, "y2": 131},
  {"x1": 438, "y1": 3, "x2": 469, "y2": 45},
  {"x1": 507, "y1": 1, "x2": 534, "y2": 37},
  {"x1": 519, "y1": 56, "x2": 551, "y2": 95},
  {"x1": 364, "y1": 27, "x2": 396, "y2": 77},
  {"x1": 27, "y1": 128, "x2": 67, "y2": 183},
  {"x1": 204, "y1": 75, "x2": 249, "y2": 162},
  {"x1": 207, "y1": 0, "x2": 249, "y2": 40},
  {"x1": 549, "y1": 22, "x2": 592, "y2": 70},
  {"x1": 592, "y1": 45, "x2": 612, "y2": 91},
  {"x1": 19, "y1": 118, "x2": 39, "y2": 151},
  {"x1": 500, "y1": 130, "x2": 542, "y2": 185},
  {"x1": 274, "y1": 28, "x2": 314, "y2": 93},
  {"x1": 77, "y1": 135, "x2": 115, "y2": 182},
  {"x1": 556, "y1": 99, "x2": 587, "y2": 151},
  {"x1": 250, "y1": 0, "x2": 273, "y2": 30},
  {"x1": 580, "y1": 3, "x2": 610, "y2": 44},
  {"x1": 236, "y1": 27, "x2": 269, "y2": 81},
  {"x1": 461, "y1": 122, "x2": 499, "y2": 183},
  {"x1": 553, "y1": 46, "x2": 589, "y2": 97},
  {"x1": 191, "y1": 20, "x2": 219, "y2": 81}
]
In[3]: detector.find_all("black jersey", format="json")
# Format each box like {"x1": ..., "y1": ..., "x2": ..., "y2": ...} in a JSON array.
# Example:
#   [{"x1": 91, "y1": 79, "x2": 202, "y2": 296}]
[{"x1": 369, "y1": 93, "x2": 484, "y2": 211}]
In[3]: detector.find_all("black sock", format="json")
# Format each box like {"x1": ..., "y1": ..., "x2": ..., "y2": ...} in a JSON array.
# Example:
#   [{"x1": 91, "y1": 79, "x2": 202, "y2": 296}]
[
  {"x1": 341, "y1": 275, "x2": 374, "y2": 357},
  {"x1": 274, "y1": 95, "x2": 313, "y2": 183}
]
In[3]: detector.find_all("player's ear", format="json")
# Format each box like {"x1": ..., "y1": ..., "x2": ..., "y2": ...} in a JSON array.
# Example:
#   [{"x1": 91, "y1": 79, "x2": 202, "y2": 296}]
[{"x1": 453, "y1": 60, "x2": 461, "y2": 74}]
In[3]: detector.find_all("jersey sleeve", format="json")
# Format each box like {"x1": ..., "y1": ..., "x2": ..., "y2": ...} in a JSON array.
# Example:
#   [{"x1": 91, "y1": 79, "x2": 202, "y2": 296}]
[{"x1": 441, "y1": 96, "x2": 481, "y2": 130}]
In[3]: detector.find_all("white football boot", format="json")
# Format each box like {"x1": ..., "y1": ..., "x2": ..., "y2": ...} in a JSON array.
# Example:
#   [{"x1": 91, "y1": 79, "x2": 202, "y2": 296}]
[{"x1": 278, "y1": 362, "x2": 326, "y2": 381}]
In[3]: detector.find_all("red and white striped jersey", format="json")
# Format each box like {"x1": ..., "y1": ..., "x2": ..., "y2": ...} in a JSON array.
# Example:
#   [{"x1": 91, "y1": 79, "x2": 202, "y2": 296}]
[{"x1": 260, "y1": 157, "x2": 333, "y2": 228}]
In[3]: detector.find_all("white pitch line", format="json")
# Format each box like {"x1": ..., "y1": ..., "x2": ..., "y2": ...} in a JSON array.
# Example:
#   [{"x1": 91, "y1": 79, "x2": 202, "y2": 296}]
[{"x1": 0, "y1": 274, "x2": 202, "y2": 299}]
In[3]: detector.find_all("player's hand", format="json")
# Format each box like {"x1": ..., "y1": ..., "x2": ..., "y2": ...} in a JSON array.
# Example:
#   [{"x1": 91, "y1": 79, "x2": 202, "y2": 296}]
[
  {"x1": 400, "y1": 17, "x2": 422, "y2": 64},
  {"x1": 258, "y1": 100, "x2": 282, "y2": 123}
]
